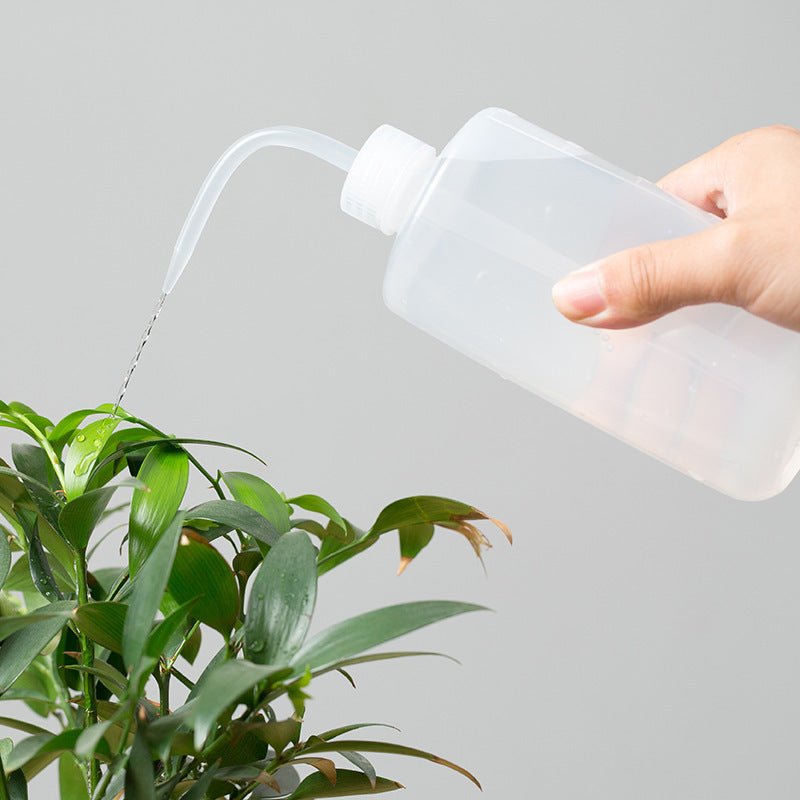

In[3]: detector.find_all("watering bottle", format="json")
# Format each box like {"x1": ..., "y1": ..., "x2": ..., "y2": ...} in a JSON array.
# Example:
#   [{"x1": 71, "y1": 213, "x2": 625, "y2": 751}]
[{"x1": 162, "y1": 108, "x2": 800, "y2": 501}]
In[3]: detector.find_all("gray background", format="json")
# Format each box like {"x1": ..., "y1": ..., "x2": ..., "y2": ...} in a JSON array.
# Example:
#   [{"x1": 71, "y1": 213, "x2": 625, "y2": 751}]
[{"x1": 2, "y1": 1, "x2": 800, "y2": 797}]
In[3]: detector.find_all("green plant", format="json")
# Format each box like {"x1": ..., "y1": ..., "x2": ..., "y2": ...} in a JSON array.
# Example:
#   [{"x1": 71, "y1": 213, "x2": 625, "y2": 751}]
[{"x1": 0, "y1": 401, "x2": 510, "y2": 799}]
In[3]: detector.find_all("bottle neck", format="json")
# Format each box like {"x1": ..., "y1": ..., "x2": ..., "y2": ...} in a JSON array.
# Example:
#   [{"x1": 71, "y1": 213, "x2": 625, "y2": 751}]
[{"x1": 340, "y1": 125, "x2": 437, "y2": 236}]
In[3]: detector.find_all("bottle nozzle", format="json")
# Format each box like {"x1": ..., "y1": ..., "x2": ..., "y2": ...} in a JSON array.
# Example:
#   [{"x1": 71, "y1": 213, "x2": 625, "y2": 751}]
[{"x1": 162, "y1": 126, "x2": 357, "y2": 294}]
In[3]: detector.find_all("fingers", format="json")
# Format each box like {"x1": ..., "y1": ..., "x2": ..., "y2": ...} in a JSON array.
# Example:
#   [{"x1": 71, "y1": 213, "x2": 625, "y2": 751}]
[
  {"x1": 657, "y1": 146, "x2": 728, "y2": 217},
  {"x1": 551, "y1": 223, "x2": 744, "y2": 328}
]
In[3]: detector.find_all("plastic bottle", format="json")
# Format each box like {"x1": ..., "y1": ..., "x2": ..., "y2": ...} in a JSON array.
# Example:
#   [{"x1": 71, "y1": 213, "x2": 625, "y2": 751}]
[{"x1": 165, "y1": 109, "x2": 800, "y2": 500}]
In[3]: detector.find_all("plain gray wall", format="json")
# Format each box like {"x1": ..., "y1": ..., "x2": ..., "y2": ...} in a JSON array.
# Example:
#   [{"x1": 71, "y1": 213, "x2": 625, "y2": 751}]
[{"x1": 2, "y1": 1, "x2": 800, "y2": 797}]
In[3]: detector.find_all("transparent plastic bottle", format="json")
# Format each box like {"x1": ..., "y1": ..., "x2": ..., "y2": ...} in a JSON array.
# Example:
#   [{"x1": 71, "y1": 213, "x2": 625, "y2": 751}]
[{"x1": 340, "y1": 108, "x2": 800, "y2": 500}]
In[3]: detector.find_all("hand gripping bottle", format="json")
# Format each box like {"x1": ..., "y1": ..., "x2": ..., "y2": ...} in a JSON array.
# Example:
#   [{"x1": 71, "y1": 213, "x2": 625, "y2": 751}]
[{"x1": 166, "y1": 109, "x2": 800, "y2": 500}]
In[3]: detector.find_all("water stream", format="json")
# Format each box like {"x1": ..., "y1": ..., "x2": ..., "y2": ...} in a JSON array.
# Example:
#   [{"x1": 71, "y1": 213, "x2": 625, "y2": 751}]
[{"x1": 111, "y1": 292, "x2": 167, "y2": 415}]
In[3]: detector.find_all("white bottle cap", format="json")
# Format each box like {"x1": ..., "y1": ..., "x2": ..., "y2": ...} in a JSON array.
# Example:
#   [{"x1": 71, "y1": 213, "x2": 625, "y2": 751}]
[{"x1": 341, "y1": 125, "x2": 436, "y2": 235}]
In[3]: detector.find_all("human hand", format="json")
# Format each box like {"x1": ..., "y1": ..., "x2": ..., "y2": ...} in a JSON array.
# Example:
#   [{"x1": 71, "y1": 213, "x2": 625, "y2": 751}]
[{"x1": 551, "y1": 125, "x2": 800, "y2": 331}]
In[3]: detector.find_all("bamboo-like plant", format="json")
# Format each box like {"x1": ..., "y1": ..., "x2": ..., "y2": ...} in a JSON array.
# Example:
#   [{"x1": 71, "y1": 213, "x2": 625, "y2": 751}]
[{"x1": 0, "y1": 401, "x2": 509, "y2": 799}]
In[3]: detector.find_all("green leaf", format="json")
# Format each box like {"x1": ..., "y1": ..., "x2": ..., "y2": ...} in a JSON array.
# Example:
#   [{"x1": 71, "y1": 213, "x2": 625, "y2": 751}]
[
  {"x1": 314, "y1": 724, "x2": 399, "y2": 742},
  {"x1": 245, "y1": 530, "x2": 317, "y2": 664},
  {"x1": 72, "y1": 602, "x2": 127, "y2": 654},
  {"x1": 48, "y1": 409, "x2": 105, "y2": 454},
  {"x1": 185, "y1": 500, "x2": 280, "y2": 548},
  {"x1": 6, "y1": 770, "x2": 27, "y2": 800},
  {"x1": 75, "y1": 715, "x2": 121, "y2": 760},
  {"x1": 340, "y1": 751, "x2": 377, "y2": 789},
  {"x1": 313, "y1": 651, "x2": 457, "y2": 680},
  {"x1": 316, "y1": 523, "x2": 374, "y2": 576},
  {"x1": 168, "y1": 531, "x2": 238, "y2": 636},
  {"x1": 63, "y1": 418, "x2": 120, "y2": 500},
  {"x1": 0, "y1": 601, "x2": 75, "y2": 642},
  {"x1": 58, "y1": 753, "x2": 89, "y2": 800},
  {"x1": 144, "y1": 598, "x2": 198, "y2": 662},
  {"x1": 18, "y1": 514, "x2": 65, "y2": 603},
  {"x1": 188, "y1": 659, "x2": 289, "y2": 750},
  {"x1": 221, "y1": 472, "x2": 290, "y2": 535},
  {"x1": 89, "y1": 434, "x2": 267, "y2": 484},
  {"x1": 178, "y1": 764, "x2": 218, "y2": 800},
  {"x1": 11, "y1": 444, "x2": 56, "y2": 490},
  {"x1": 128, "y1": 446, "x2": 189, "y2": 576},
  {"x1": 239, "y1": 716, "x2": 302, "y2": 756},
  {"x1": 67, "y1": 660, "x2": 127, "y2": 697},
  {"x1": 0, "y1": 461, "x2": 62, "y2": 534},
  {"x1": 123, "y1": 512, "x2": 184, "y2": 669},
  {"x1": 287, "y1": 769, "x2": 402, "y2": 799},
  {"x1": 0, "y1": 718, "x2": 52, "y2": 736},
  {"x1": 371, "y1": 495, "x2": 512, "y2": 558},
  {"x1": 124, "y1": 724, "x2": 156, "y2": 800},
  {"x1": 59, "y1": 483, "x2": 137, "y2": 551},
  {"x1": 287, "y1": 495, "x2": 346, "y2": 537},
  {"x1": 397, "y1": 523, "x2": 434, "y2": 575},
  {"x1": 5, "y1": 729, "x2": 109, "y2": 778},
  {"x1": 290, "y1": 601, "x2": 487, "y2": 674},
  {"x1": 0, "y1": 530, "x2": 11, "y2": 590},
  {"x1": 302, "y1": 739, "x2": 480, "y2": 789}
]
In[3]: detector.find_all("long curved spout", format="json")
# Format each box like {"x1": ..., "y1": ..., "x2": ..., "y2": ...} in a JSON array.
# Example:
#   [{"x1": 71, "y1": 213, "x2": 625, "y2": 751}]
[{"x1": 163, "y1": 126, "x2": 358, "y2": 294}]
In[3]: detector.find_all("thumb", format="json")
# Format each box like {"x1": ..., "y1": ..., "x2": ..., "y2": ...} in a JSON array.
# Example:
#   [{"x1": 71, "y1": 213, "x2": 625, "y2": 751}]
[{"x1": 551, "y1": 224, "x2": 740, "y2": 328}]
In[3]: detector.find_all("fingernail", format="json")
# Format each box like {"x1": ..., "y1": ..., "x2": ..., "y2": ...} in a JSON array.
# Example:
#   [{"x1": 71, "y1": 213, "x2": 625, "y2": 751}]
[{"x1": 552, "y1": 265, "x2": 607, "y2": 321}]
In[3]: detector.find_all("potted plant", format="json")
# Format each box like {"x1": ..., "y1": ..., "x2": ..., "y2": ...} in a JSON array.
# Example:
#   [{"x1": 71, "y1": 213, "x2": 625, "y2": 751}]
[{"x1": 0, "y1": 400, "x2": 510, "y2": 799}]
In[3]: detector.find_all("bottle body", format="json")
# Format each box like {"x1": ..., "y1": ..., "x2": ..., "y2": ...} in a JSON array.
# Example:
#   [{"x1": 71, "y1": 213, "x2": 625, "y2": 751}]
[{"x1": 383, "y1": 108, "x2": 800, "y2": 500}]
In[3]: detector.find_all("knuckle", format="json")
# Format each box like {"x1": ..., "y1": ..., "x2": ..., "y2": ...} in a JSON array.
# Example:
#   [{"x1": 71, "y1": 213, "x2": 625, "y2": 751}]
[{"x1": 617, "y1": 245, "x2": 663, "y2": 312}]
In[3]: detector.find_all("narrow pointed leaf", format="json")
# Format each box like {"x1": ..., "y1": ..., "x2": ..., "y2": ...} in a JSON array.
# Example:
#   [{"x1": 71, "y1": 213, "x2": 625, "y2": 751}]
[
  {"x1": 315, "y1": 724, "x2": 400, "y2": 742},
  {"x1": 246, "y1": 530, "x2": 317, "y2": 664},
  {"x1": 123, "y1": 512, "x2": 184, "y2": 669},
  {"x1": 287, "y1": 495, "x2": 346, "y2": 537},
  {"x1": 74, "y1": 720, "x2": 113, "y2": 760},
  {"x1": 125, "y1": 724, "x2": 156, "y2": 800},
  {"x1": 303, "y1": 739, "x2": 480, "y2": 789},
  {"x1": 72, "y1": 602, "x2": 127, "y2": 654},
  {"x1": 188, "y1": 660, "x2": 290, "y2": 750},
  {"x1": 0, "y1": 465, "x2": 62, "y2": 534},
  {"x1": 397, "y1": 523, "x2": 434, "y2": 575},
  {"x1": 288, "y1": 757, "x2": 337, "y2": 785},
  {"x1": 185, "y1": 500, "x2": 280, "y2": 548},
  {"x1": 48, "y1": 409, "x2": 104, "y2": 454},
  {"x1": 222, "y1": 472, "x2": 290, "y2": 534},
  {"x1": 64, "y1": 418, "x2": 120, "y2": 499},
  {"x1": 239, "y1": 716, "x2": 302, "y2": 755},
  {"x1": 290, "y1": 601, "x2": 487, "y2": 674},
  {"x1": 58, "y1": 753, "x2": 89, "y2": 800},
  {"x1": 340, "y1": 752, "x2": 377, "y2": 789},
  {"x1": 6, "y1": 729, "x2": 110, "y2": 777},
  {"x1": 145, "y1": 598, "x2": 198, "y2": 661},
  {"x1": 370, "y1": 496, "x2": 511, "y2": 541},
  {"x1": 66, "y1": 660, "x2": 127, "y2": 697},
  {"x1": 287, "y1": 770, "x2": 402, "y2": 799},
  {"x1": 128, "y1": 446, "x2": 189, "y2": 576},
  {"x1": 179, "y1": 764, "x2": 218, "y2": 800},
  {"x1": 168, "y1": 531, "x2": 237, "y2": 636},
  {"x1": 0, "y1": 718, "x2": 52, "y2": 737},
  {"x1": 19, "y1": 514, "x2": 64, "y2": 603},
  {"x1": 313, "y1": 651, "x2": 457, "y2": 680},
  {"x1": 6, "y1": 770, "x2": 27, "y2": 800},
  {"x1": 59, "y1": 484, "x2": 136, "y2": 550},
  {"x1": 0, "y1": 601, "x2": 75, "y2": 642}
]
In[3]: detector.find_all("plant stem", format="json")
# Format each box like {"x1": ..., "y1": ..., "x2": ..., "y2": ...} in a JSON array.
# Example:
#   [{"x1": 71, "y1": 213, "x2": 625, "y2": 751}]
[
  {"x1": 170, "y1": 666, "x2": 196, "y2": 691},
  {"x1": 75, "y1": 547, "x2": 100, "y2": 794},
  {"x1": 158, "y1": 667, "x2": 170, "y2": 716}
]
